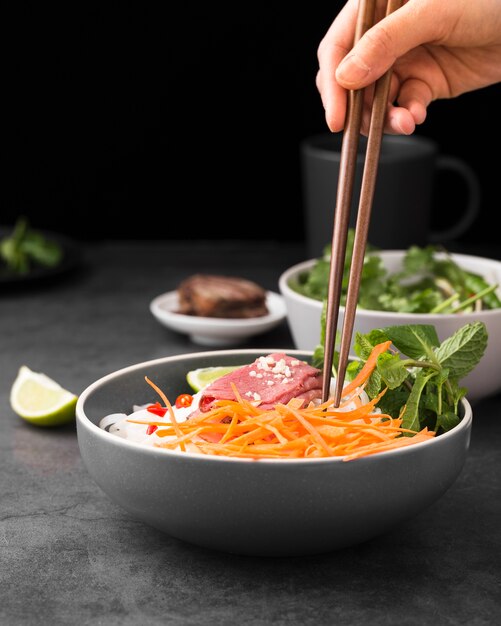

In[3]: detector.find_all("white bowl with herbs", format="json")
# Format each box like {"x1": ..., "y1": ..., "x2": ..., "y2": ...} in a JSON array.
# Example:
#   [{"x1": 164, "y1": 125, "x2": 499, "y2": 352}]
[{"x1": 279, "y1": 239, "x2": 501, "y2": 402}]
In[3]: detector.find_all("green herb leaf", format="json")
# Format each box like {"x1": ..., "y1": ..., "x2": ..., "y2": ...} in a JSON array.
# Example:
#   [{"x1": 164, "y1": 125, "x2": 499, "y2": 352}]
[
  {"x1": 353, "y1": 330, "x2": 383, "y2": 360},
  {"x1": 376, "y1": 352, "x2": 410, "y2": 389},
  {"x1": 0, "y1": 217, "x2": 63, "y2": 274},
  {"x1": 290, "y1": 231, "x2": 500, "y2": 313},
  {"x1": 435, "y1": 321, "x2": 488, "y2": 380},
  {"x1": 374, "y1": 388, "x2": 409, "y2": 418},
  {"x1": 436, "y1": 411, "x2": 461, "y2": 432},
  {"x1": 381, "y1": 324, "x2": 440, "y2": 360},
  {"x1": 463, "y1": 271, "x2": 501, "y2": 309},
  {"x1": 311, "y1": 345, "x2": 324, "y2": 370},
  {"x1": 21, "y1": 233, "x2": 63, "y2": 267},
  {"x1": 321, "y1": 305, "x2": 486, "y2": 433},
  {"x1": 401, "y1": 369, "x2": 437, "y2": 433}
]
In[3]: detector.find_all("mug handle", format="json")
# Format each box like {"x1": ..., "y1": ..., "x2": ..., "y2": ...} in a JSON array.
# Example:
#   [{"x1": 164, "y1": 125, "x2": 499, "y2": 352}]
[{"x1": 428, "y1": 156, "x2": 481, "y2": 243}]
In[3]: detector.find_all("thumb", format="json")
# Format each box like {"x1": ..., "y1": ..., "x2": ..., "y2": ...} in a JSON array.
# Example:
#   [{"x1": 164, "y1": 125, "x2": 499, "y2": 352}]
[{"x1": 336, "y1": 1, "x2": 441, "y2": 88}]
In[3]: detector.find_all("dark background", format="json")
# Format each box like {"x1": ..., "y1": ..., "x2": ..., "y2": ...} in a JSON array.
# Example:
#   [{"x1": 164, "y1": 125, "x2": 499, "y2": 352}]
[{"x1": 3, "y1": 2, "x2": 500, "y2": 245}]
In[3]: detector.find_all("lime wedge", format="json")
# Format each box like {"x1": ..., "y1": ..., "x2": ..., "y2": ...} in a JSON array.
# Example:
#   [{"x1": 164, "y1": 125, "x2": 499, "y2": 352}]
[
  {"x1": 10, "y1": 365, "x2": 78, "y2": 427},
  {"x1": 186, "y1": 365, "x2": 243, "y2": 392}
]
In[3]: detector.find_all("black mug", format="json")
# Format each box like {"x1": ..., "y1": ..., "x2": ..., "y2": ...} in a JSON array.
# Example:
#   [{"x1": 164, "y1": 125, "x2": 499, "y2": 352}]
[{"x1": 301, "y1": 133, "x2": 481, "y2": 258}]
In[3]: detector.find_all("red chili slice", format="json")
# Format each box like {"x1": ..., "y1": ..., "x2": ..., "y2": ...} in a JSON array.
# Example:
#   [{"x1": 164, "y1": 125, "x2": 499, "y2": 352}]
[
  {"x1": 147, "y1": 402, "x2": 167, "y2": 417},
  {"x1": 175, "y1": 393, "x2": 193, "y2": 409},
  {"x1": 146, "y1": 424, "x2": 158, "y2": 435}
]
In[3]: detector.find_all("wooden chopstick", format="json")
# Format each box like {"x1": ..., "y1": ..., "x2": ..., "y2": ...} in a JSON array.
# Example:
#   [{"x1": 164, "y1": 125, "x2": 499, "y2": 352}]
[
  {"x1": 322, "y1": 0, "x2": 403, "y2": 406},
  {"x1": 320, "y1": 0, "x2": 376, "y2": 404}
]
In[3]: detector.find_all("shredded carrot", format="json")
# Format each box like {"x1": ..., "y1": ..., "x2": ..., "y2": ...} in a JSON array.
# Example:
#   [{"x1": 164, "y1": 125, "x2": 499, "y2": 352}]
[
  {"x1": 144, "y1": 375, "x2": 186, "y2": 452},
  {"x1": 131, "y1": 342, "x2": 435, "y2": 461},
  {"x1": 341, "y1": 340, "x2": 392, "y2": 397}
]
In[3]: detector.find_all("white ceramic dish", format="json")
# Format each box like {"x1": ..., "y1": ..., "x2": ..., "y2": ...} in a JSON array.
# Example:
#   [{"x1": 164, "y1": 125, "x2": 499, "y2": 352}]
[
  {"x1": 150, "y1": 290, "x2": 287, "y2": 346},
  {"x1": 279, "y1": 250, "x2": 501, "y2": 402},
  {"x1": 76, "y1": 348, "x2": 473, "y2": 557}
]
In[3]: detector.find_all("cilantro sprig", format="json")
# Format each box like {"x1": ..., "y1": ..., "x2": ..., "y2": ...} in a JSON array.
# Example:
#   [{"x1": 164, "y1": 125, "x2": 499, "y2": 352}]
[{"x1": 312, "y1": 319, "x2": 488, "y2": 435}]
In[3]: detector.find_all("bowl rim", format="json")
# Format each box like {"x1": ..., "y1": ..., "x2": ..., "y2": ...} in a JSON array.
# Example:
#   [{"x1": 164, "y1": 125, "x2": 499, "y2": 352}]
[
  {"x1": 76, "y1": 348, "x2": 473, "y2": 466},
  {"x1": 278, "y1": 250, "x2": 501, "y2": 320}
]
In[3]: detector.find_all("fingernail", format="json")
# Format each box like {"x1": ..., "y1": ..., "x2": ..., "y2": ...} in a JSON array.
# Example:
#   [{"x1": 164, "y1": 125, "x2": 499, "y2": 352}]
[{"x1": 337, "y1": 55, "x2": 370, "y2": 85}]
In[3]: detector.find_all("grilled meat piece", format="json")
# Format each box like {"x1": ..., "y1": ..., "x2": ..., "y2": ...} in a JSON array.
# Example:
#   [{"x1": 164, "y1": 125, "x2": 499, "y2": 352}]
[{"x1": 177, "y1": 274, "x2": 269, "y2": 319}]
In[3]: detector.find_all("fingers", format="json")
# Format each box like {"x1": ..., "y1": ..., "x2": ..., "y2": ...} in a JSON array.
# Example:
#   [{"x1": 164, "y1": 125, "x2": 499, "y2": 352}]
[
  {"x1": 358, "y1": 72, "x2": 430, "y2": 135},
  {"x1": 316, "y1": 50, "x2": 349, "y2": 132},
  {"x1": 336, "y1": 1, "x2": 443, "y2": 90},
  {"x1": 397, "y1": 77, "x2": 432, "y2": 124},
  {"x1": 317, "y1": 0, "x2": 439, "y2": 134},
  {"x1": 316, "y1": 0, "x2": 359, "y2": 131},
  {"x1": 384, "y1": 72, "x2": 431, "y2": 132},
  {"x1": 385, "y1": 106, "x2": 416, "y2": 134},
  {"x1": 359, "y1": 96, "x2": 416, "y2": 136}
]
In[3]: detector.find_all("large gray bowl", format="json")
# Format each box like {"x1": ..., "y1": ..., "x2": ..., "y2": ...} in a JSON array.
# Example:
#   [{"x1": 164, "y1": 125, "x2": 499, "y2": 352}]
[{"x1": 76, "y1": 349, "x2": 472, "y2": 557}]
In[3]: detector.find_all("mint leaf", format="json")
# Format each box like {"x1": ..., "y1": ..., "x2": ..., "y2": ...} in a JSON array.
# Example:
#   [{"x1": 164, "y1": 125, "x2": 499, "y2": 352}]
[
  {"x1": 435, "y1": 321, "x2": 488, "y2": 380},
  {"x1": 375, "y1": 388, "x2": 409, "y2": 418},
  {"x1": 311, "y1": 345, "x2": 324, "y2": 370},
  {"x1": 377, "y1": 352, "x2": 410, "y2": 389},
  {"x1": 401, "y1": 369, "x2": 437, "y2": 433},
  {"x1": 320, "y1": 299, "x2": 328, "y2": 347},
  {"x1": 365, "y1": 367, "x2": 383, "y2": 399},
  {"x1": 353, "y1": 330, "x2": 381, "y2": 359},
  {"x1": 346, "y1": 359, "x2": 362, "y2": 381},
  {"x1": 381, "y1": 324, "x2": 440, "y2": 360},
  {"x1": 436, "y1": 411, "x2": 461, "y2": 432},
  {"x1": 318, "y1": 306, "x2": 485, "y2": 433}
]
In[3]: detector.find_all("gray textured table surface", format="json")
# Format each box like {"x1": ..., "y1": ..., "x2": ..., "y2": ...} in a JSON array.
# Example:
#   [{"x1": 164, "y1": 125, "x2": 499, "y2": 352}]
[{"x1": 1, "y1": 239, "x2": 500, "y2": 626}]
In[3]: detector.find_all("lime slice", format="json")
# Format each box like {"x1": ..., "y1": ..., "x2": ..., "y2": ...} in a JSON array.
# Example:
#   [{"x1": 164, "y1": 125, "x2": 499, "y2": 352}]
[
  {"x1": 10, "y1": 365, "x2": 78, "y2": 427},
  {"x1": 186, "y1": 365, "x2": 243, "y2": 392}
]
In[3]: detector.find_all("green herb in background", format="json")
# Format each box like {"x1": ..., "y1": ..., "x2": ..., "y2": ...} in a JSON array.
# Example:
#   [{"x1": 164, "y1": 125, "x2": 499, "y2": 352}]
[
  {"x1": 0, "y1": 217, "x2": 63, "y2": 274},
  {"x1": 290, "y1": 229, "x2": 501, "y2": 313}
]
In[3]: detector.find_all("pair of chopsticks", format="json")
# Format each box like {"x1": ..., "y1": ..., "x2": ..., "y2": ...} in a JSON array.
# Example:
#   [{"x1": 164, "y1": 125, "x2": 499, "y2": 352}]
[{"x1": 322, "y1": 0, "x2": 403, "y2": 407}]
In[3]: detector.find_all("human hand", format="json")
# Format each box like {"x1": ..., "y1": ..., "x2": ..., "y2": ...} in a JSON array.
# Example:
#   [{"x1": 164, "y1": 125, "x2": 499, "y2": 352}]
[{"x1": 316, "y1": 0, "x2": 501, "y2": 135}]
